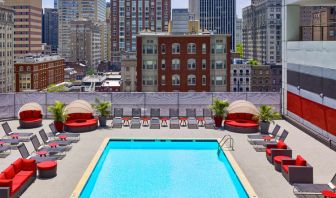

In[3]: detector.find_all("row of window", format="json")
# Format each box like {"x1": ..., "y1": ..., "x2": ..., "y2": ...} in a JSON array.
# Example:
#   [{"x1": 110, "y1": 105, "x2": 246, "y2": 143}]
[
  {"x1": 143, "y1": 59, "x2": 225, "y2": 70},
  {"x1": 142, "y1": 75, "x2": 225, "y2": 86},
  {"x1": 143, "y1": 43, "x2": 226, "y2": 55}
]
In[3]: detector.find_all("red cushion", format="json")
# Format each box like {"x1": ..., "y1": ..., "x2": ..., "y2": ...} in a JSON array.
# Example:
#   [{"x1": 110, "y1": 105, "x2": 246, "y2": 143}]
[
  {"x1": 10, "y1": 183, "x2": 21, "y2": 196},
  {"x1": 3, "y1": 166, "x2": 16, "y2": 179},
  {"x1": 224, "y1": 120, "x2": 259, "y2": 128},
  {"x1": 295, "y1": 155, "x2": 307, "y2": 166},
  {"x1": 21, "y1": 118, "x2": 42, "y2": 123},
  {"x1": 0, "y1": 179, "x2": 12, "y2": 188},
  {"x1": 37, "y1": 161, "x2": 57, "y2": 170},
  {"x1": 277, "y1": 141, "x2": 287, "y2": 149},
  {"x1": 12, "y1": 175, "x2": 30, "y2": 187},
  {"x1": 274, "y1": 156, "x2": 291, "y2": 164},
  {"x1": 22, "y1": 159, "x2": 36, "y2": 173},
  {"x1": 266, "y1": 148, "x2": 271, "y2": 156},
  {"x1": 282, "y1": 165, "x2": 289, "y2": 173},
  {"x1": 32, "y1": 110, "x2": 41, "y2": 118},
  {"x1": 16, "y1": 171, "x2": 34, "y2": 178},
  {"x1": 65, "y1": 119, "x2": 97, "y2": 128},
  {"x1": 0, "y1": 173, "x2": 6, "y2": 180},
  {"x1": 67, "y1": 113, "x2": 93, "y2": 121},
  {"x1": 12, "y1": 159, "x2": 23, "y2": 173}
]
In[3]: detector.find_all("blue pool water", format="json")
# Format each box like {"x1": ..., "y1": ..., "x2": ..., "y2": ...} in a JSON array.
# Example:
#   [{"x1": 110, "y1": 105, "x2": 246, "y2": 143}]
[{"x1": 80, "y1": 140, "x2": 248, "y2": 198}]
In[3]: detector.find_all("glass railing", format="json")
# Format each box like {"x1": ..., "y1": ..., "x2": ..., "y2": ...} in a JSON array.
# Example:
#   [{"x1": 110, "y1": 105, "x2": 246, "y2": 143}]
[
  {"x1": 0, "y1": 92, "x2": 281, "y2": 120},
  {"x1": 300, "y1": 26, "x2": 336, "y2": 41}
]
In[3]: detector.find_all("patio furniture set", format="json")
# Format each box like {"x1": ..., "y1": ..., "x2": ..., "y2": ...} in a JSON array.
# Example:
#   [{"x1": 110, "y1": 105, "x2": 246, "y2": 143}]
[{"x1": 248, "y1": 124, "x2": 336, "y2": 197}]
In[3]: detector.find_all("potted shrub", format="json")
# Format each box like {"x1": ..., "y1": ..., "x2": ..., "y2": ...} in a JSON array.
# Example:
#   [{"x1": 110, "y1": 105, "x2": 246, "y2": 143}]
[
  {"x1": 254, "y1": 105, "x2": 281, "y2": 134},
  {"x1": 48, "y1": 101, "x2": 67, "y2": 132},
  {"x1": 93, "y1": 98, "x2": 111, "y2": 127},
  {"x1": 209, "y1": 98, "x2": 229, "y2": 128}
]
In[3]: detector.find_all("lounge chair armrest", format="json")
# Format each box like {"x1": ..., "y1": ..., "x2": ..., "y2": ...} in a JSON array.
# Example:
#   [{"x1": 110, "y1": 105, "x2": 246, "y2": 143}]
[
  {"x1": 271, "y1": 149, "x2": 292, "y2": 158},
  {"x1": 266, "y1": 144, "x2": 277, "y2": 149},
  {"x1": 282, "y1": 159, "x2": 296, "y2": 165},
  {"x1": 0, "y1": 187, "x2": 10, "y2": 198},
  {"x1": 288, "y1": 166, "x2": 314, "y2": 184}
]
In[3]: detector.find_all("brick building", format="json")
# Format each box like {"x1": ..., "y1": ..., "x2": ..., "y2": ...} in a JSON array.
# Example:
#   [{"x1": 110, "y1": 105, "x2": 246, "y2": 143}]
[
  {"x1": 251, "y1": 65, "x2": 271, "y2": 92},
  {"x1": 14, "y1": 55, "x2": 65, "y2": 92},
  {"x1": 136, "y1": 32, "x2": 231, "y2": 92}
]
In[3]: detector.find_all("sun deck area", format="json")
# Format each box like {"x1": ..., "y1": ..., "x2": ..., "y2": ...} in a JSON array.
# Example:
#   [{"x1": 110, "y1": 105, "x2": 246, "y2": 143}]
[{"x1": 0, "y1": 119, "x2": 335, "y2": 198}]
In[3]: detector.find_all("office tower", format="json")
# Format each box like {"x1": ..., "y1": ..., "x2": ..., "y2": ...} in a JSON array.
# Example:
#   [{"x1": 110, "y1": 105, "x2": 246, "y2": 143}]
[
  {"x1": 0, "y1": 5, "x2": 14, "y2": 92},
  {"x1": 242, "y1": 0, "x2": 282, "y2": 64},
  {"x1": 110, "y1": 0, "x2": 171, "y2": 63},
  {"x1": 54, "y1": 0, "x2": 58, "y2": 8},
  {"x1": 42, "y1": 8, "x2": 58, "y2": 53},
  {"x1": 70, "y1": 19, "x2": 101, "y2": 69},
  {"x1": 283, "y1": 1, "x2": 336, "y2": 142},
  {"x1": 171, "y1": 9, "x2": 189, "y2": 33},
  {"x1": 106, "y1": 2, "x2": 111, "y2": 61},
  {"x1": 189, "y1": 0, "x2": 236, "y2": 49},
  {"x1": 4, "y1": 0, "x2": 42, "y2": 57},
  {"x1": 58, "y1": 0, "x2": 106, "y2": 60},
  {"x1": 235, "y1": 17, "x2": 242, "y2": 45},
  {"x1": 136, "y1": 32, "x2": 231, "y2": 92}
]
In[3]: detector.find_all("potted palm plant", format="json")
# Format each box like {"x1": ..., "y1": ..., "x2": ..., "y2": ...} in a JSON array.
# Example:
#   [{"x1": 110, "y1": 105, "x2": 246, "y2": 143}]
[
  {"x1": 254, "y1": 105, "x2": 281, "y2": 134},
  {"x1": 93, "y1": 98, "x2": 112, "y2": 127},
  {"x1": 48, "y1": 100, "x2": 66, "y2": 132},
  {"x1": 209, "y1": 98, "x2": 229, "y2": 128}
]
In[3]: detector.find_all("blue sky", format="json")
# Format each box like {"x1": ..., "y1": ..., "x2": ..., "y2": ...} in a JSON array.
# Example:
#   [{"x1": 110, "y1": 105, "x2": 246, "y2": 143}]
[{"x1": 43, "y1": 0, "x2": 249, "y2": 17}]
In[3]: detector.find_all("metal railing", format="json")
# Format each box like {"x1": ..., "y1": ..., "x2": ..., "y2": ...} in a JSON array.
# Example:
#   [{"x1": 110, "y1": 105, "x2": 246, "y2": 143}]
[{"x1": 0, "y1": 92, "x2": 281, "y2": 120}]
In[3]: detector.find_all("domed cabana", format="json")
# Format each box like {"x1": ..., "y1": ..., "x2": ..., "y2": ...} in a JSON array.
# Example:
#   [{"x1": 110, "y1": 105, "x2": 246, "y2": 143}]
[
  {"x1": 18, "y1": 102, "x2": 43, "y2": 128},
  {"x1": 64, "y1": 100, "x2": 97, "y2": 133},
  {"x1": 224, "y1": 100, "x2": 259, "y2": 133}
]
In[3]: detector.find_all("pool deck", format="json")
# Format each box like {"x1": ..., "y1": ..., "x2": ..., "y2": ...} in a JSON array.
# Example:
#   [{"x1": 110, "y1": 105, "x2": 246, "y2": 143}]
[{"x1": 0, "y1": 119, "x2": 335, "y2": 198}]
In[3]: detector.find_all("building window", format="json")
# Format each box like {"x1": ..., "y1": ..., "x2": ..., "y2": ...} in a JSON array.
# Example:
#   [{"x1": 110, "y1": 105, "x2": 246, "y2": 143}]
[
  {"x1": 202, "y1": 75, "x2": 206, "y2": 85},
  {"x1": 187, "y1": 59, "x2": 196, "y2": 70},
  {"x1": 215, "y1": 76, "x2": 223, "y2": 85},
  {"x1": 202, "y1": 43, "x2": 206, "y2": 54},
  {"x1": 143, "y1": 60, "x2": 157, "y2": 69},
  {"x1": 187, "y1": 43, "x2": 196, "y2": 54},
  {"x1": 161, "y1": 59, "x2": 166, "y2": 69},
  {"x1": 215, "y1": 61, "x2": 223, "y2": 69},
  {"x1": 172, "y1": 59, "x2": 180, "y2": 70},
  {"x1": 161, "y1": 44, "x2": 166, "y2": 54},
  {"x1": 172, "y1": 43, "x2": 180, "y2": 54},
  {"x1": 202, "y1": 59, "x2": 206, "y2": 70},
  {"x1": 246, "y1": 88, "x2": 250, "y2": 92},
  {"x1": 161, "y1": 75, "x2": 166, "y2": 85},
  {"x1": 172, "y1": 75, "x2": 180, "y2": 85},
  {"x1": 188, "y1": 75, "x2": 196, "y2": 85},
  {"x1": 19, "y1": 66, "x2": 23, "y2": 72}
]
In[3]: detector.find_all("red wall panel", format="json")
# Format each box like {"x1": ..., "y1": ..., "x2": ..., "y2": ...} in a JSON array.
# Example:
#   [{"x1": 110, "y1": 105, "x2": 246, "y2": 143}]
[{"x1": 287, "y1": 91, "x2": 336, "y2": 137}]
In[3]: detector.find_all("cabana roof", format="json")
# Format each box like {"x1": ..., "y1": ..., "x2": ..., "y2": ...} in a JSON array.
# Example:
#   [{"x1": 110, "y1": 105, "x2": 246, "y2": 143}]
[
  {"x1": 227, "y1": 100, "x2": 259, "y2": 115},
  {"x1": 64, "y1": 100, "x2": 94, "y2": 115},
  {"x1": 18, "y1": 102, "x2": 43, "y2": 117}
]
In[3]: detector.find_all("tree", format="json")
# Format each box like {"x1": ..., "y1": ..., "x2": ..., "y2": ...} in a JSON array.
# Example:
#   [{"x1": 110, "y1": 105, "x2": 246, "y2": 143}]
[
  {"x1": 236, "y1": 43, "x2": 243, "y2": 58},
  {"x1": 47, "y1": 84, "x2": 66, "y2": 92},
  {"x1": 247, "y1": 59, "x2": 259, "y2": 66},
  {"x1": 86, "y1": 67, "x2": 94, "y2": 76}
]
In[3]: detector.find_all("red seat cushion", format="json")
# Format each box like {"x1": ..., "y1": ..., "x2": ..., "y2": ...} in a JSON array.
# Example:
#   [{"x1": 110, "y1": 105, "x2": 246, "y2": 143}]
[
  {"x1": 3, "y1": 166, "x2": 16, "y2": 179},
  {"x1": 32, "y1": 110, "x2": 41, "y2": 118},
  {"x1": 266, "y1": 148, "x2": 271, "y2": 156},
  {"x1": 277, "y1": 141, "x2": 287, "y2": 149},
  {"x1": 37, "y1": 161, "x2": 57, "y2": 170},
  {"x1": 0, "y1": 173, "x2": 6, "y2": 180},
  {"x1": 0, "y1": 179, "x2": 12, "y2": 188},
  {"x1": 65, "y1": 119, "x2": 97, "y2": 128},
  {"x1": 224, "y1": 120, "x2": 259, "y2": 128},
  {"x1": 22, "y1": 159, "x2": 36, "y2": 173},
  {"x1": 282, "y1": 165, "x2": 289, "y2": 173},
  {"x1": 295, "y1": 155, "x2": 307, "y2": 166},
  {"x1": 20, "y1": 118, "x2": 42, "y2": 123},
  {"x1": 12, "y1": 174, "x2": 30, "y2": 187},
  {"x1": 10, "y1": 183, "x2": 21, "y2": 196},
  {"x1": 12, "y1": 159, "x2": 23, "y2": 173},
  {"x1": 274, "y1": 156, "x2": 291, "y2": 164},
  {"x1": 67, "y1": 113, "x2": 93, "y2": 121},
  {"x1": 16, "y1": 171, "x2": 34, "y2": 178}
]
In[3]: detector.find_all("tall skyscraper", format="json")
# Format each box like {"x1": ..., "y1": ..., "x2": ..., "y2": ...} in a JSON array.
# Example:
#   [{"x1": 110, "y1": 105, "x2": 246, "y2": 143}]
[
  {"x1": 235, "y1": 17, "x2": 242, "y2": 45},
  {"x1": 4, "y1": 0, "x2": 42, "y2": 57},
  {"x1": 0, "y1": 5, "x2": 14, "y2": 93},
  {"x1": 171, "y1": 9, "x2": 189, "y2": 33},
  {"x1": 43, "y1": 8, "x2": 58, "y2": 53},
  {"x1": 106, "y1": 2, "x2": 111, "y2": 61},
  {"x1": 189, "y1": 0, "x2": 236, "y2": 49},
  {"x1": 242, "y1": 0, "x2": 282, "y2": 64},
  {"x1": 110, "y1": 0, "x2": 171, "y2": 63},
  {"x1": 58, "y1": 0, "x2": 106, "y2": 60}
]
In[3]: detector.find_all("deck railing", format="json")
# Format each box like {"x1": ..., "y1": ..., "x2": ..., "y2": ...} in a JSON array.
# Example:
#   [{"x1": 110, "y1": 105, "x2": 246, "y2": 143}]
[{"x1": 0, "y1": 92, "x2": 281, "y2": 120}]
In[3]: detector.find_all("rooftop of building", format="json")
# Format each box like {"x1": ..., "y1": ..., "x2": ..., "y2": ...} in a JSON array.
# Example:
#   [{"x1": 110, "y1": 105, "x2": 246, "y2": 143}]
[
  {"x1": 138, "y1": 29, "x2": 230, "y2": 37},
  {"x1": 15, "y1": 55, "x2": 63, "y2": 64}
]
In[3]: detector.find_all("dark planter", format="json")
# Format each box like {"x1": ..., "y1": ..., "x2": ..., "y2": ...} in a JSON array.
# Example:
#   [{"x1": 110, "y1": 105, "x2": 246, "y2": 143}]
[
  {"x1": 260, "y1": 121, "x2": 270, "y2": 134},
  {"x1": 54, "y1": 121, "x2": 64, "y2": 132},
  {"x1": 98, "y1": 116, "x2": 107, "y2": 127},
  {"x1": 214, "y1": 116, "x2": 223, "y2": 128}
]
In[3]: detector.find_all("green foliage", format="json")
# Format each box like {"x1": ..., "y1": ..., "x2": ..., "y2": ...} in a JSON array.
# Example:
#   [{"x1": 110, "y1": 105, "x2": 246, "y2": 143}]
[
  {"x1": 236, "y1": 43, "x2": 243, "y2": 58},
  {"x1": 86, "y1": 67, "x2": 95, "y2": 76},
  {"x1": 254, "y1": 105, "x2": 281, "y2": 123},
  {"x1": 93, "y1": 98, "x2": 112, "y2": 117},
  {"x1": 48, "y1": 101, "x2": 67, "y2": 122},
  {"x1": 47, "y1": 84, "x2": 66, "y2": 93},
  {"x1": 247, "y1": 59, "x2": 259, "y2": 66},
  {"x1": 209, "y1": 98, "x2": 230, "y2": 117}
]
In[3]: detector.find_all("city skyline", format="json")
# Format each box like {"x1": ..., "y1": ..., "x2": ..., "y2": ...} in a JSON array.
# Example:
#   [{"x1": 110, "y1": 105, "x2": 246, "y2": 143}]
[{"x1": 42, "y1": 0, "x2": 249, "y2": 17}]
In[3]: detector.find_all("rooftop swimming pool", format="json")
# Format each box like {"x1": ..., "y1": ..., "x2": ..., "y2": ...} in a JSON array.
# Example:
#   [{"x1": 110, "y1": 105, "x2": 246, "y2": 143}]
[{"x1": 79, "y1": 140, "x2": 249, "y2": 198}]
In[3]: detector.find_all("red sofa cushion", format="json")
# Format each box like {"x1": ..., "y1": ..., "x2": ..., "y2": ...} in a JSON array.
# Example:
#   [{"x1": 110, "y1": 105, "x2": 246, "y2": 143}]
[
  {"x1": 295, "y1": 155, "x2": 307, "y2": 166},
  {"x1": 65, "y1": 118, "x2": 97, "y2": 128},
  {"x1": 266, "y1": 148, "x2": 271, "y2": 156},
  {"x1": 224, "y1": 120, "x2": 258, "y2": 128},
  {"x1": 67, "y1": 113, "x2": 93, "y2": 121},
  {"x1": 22, "y1": 159, "x2": 36, "y2": 173},
  {"x1": 0, "y1": 173, "x2": 6, "y2": 179},
  {"x1": 19, "y1": 110, "x2": 32, "y2": 119},
  {"x1": 10, "y1": 183, "x2": 21, "y2": 196},
  {"x1": 277, "y1": 141, "x2": 287, "y2": 149},
  {"x1": 12, "y1": 159, "x2": 23, "y2": 174},
  {"x1": 32, "y1": 110, "x2": 41, "y2": 118},
  {"x1": 282, "y1": 165, "x2": 289, "y2": 173},
  {"x1": 3, "y1": 165, "x2": 16, "y2": 179},
  {"x1": 21, "y1": 118, "x2": 42, "y2": 123},
  {"x1": 0, "y1": 179, "x2": 12, "y2": 188}
]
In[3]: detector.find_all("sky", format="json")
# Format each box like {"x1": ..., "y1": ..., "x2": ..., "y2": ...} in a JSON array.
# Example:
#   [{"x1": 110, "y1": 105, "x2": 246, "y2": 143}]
[{"x1": 43, "y1": 0, "x2": 249, "y2": 17}]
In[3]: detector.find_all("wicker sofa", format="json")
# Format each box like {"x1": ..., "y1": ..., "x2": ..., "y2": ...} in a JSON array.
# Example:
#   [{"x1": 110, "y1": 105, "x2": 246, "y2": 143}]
[
  {"x1": 224, "y1": 113, "x2": 259, "y2": 133},
  {"x1": 0, "y1": 158, "x2": 37, "y2": 198},
  {"x1": 19, "y1": 110, "x2": 42, "y2": 129},
  {"x1": 281, "y1": 155, "x2": 313, "y2": 184},
  {"x1": 64, "y1": 113, "x2": 98, "y2": 133},
  {"x1": 265, "y1": 140, "x2": 292, "y2": 164}
]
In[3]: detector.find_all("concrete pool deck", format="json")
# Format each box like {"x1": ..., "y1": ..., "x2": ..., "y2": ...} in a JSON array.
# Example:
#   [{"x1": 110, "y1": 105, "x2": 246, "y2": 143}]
[{"x1": 0, "y1": 119, "x2": 335, "y2": 198}]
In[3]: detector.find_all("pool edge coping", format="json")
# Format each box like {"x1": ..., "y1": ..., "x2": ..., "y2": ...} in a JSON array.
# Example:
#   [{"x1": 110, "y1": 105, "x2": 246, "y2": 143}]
[{"x1": 70, "y1": 137, "x2": 258, "y2": 198}]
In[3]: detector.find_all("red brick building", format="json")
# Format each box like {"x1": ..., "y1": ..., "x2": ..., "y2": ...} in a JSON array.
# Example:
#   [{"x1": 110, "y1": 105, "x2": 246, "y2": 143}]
[
  {"x1": 136, "y1": 32, "x2": 231, "y2": 92},
  {"x1": 14, "y1": 55, "x2": 65, "y2": 92}
]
